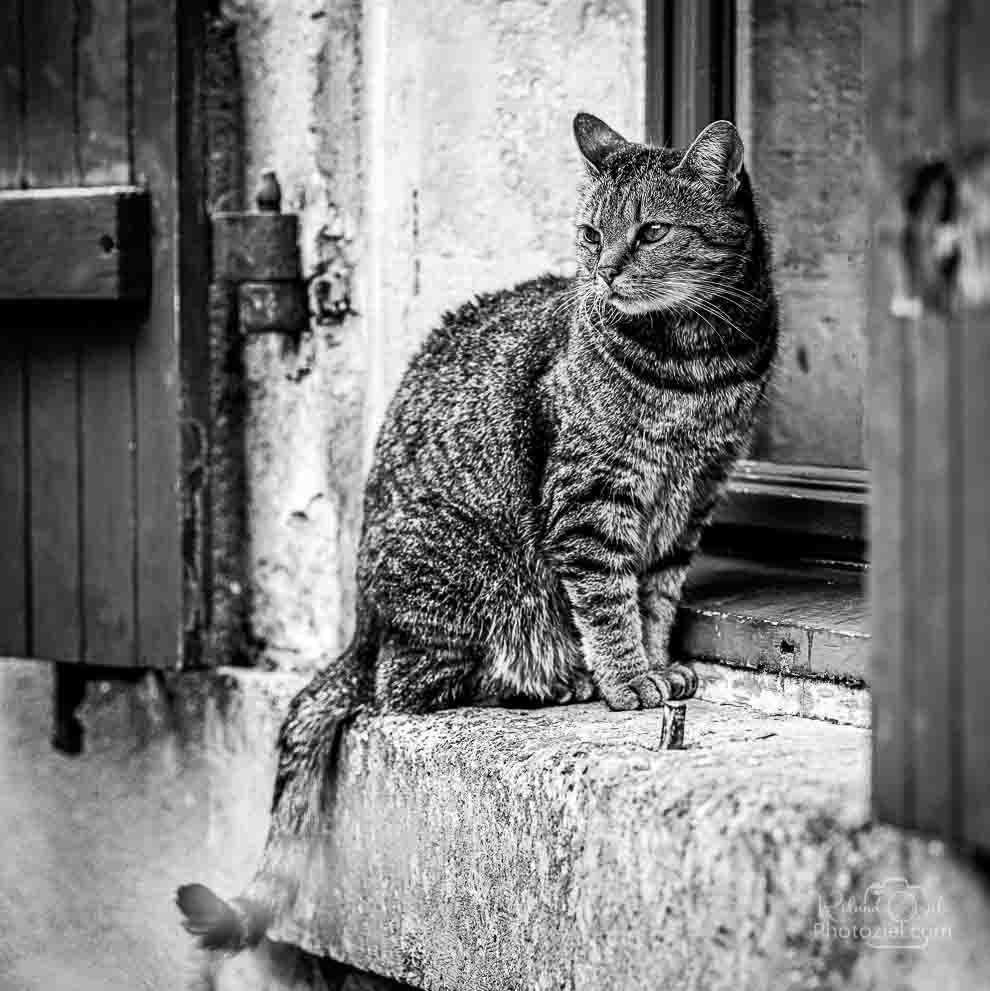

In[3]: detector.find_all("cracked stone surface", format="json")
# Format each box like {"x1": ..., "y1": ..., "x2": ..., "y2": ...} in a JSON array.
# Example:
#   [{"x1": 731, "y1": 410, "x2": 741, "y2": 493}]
[{"x1": 4, "y1": 662, "x2": 988, "y2": 991}]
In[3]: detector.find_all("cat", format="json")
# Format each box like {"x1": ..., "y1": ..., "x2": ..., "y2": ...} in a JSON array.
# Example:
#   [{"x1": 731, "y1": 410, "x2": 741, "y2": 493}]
[{"x1": 177, "y1": 112, "x2": 779, "y2": 952}]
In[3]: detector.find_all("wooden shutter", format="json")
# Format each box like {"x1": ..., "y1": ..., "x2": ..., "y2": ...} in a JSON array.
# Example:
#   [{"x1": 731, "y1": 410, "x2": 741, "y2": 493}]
[
  {"x1": 868, "y1": 0, "x2": 990, "y2": 850},
  {"x1": 0, "y1": 0, "x2": 209, "y2": 669}
]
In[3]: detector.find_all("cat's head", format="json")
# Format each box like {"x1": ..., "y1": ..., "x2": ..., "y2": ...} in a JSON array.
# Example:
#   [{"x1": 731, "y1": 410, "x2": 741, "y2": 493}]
[{"x1": 572, "y1": 112, "x2": 757, "y2": 319}]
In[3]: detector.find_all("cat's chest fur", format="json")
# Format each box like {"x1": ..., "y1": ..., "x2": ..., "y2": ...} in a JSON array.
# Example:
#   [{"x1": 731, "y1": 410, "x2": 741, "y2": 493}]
[{"x1": 538, "y1": 354, "x2": 756, "y2": 566}]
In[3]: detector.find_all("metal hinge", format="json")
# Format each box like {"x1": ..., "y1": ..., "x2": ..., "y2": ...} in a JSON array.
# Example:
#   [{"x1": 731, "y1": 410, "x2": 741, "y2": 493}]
[{"x1": 212, "y1": 170, "x2": 309, "y2": 339}]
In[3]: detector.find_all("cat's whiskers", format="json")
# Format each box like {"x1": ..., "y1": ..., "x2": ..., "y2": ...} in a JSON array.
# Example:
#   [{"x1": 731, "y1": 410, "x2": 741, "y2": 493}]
[{"x1": 643, "y1": 277, "x2": 759, "y2": 346}]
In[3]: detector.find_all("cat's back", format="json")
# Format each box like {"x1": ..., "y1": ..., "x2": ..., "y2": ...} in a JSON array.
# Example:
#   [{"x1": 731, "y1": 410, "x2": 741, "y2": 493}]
[
  {"x1": 366, "y1": 275, "x2": 571, "y2": 507},
  {"x1": 400, "y1": 273, "x2": 571, "y2": 390}
]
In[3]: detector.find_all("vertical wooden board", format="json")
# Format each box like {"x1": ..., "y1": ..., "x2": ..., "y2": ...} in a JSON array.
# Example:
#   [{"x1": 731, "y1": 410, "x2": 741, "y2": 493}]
[
  {"x1": 178, "y1": 0, "x2": 211, "y2": 667},
  {"x1": 81, "y1": 320, "x2": 136, "y2": 666},
  {"x1": 0, "y1": 0, "x2": 24, "y2": 187},
  {"x1": 959, "y1": 305, "x2": 990, "y2": 847},
  {"x1": 77, "y1": 0, "x2": 131, "y2": 184},
  {"x1": 865, "y1": 0, "x2": 912, "y2": 828},
  {"x1": 956, "y1": 0, "x2": 990, "y2": 850},
  {"x1": 28, "y1": 330, "x2": 83, "y2": 662},
  {"x1": 904, "y1": 1, "x2": 957, "y2": 838},
  {"x1": 645, "y1": 0, "x2": 671, "y2": 144},
  {"x1": 23, "y1": 0, "x2": 85, "y2": 663},
  {"x1": 132, "y1": 0, "x2": 181, "y2": 667},
  {"x1": 0, "y1": 332, "x2": 28, "y2": 655},
  {"x1": 907, "y1": 312, "x2": 954, "y2": 835},
  {"x1": 670, "y1": 0, "x2": 712, "y2": 147},
  {"x1": 23, "y1": 0, "x2": 79, "y2": 186}
]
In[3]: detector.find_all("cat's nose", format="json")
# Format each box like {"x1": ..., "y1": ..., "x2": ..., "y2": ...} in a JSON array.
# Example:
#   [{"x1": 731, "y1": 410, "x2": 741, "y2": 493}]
[{"x1": 596, "y1": 265, "x2": 620, "y2": 287}]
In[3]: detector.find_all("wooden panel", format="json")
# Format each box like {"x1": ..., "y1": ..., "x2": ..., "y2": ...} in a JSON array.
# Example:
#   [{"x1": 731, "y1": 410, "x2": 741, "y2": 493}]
[
  {"x1": 960, "y1": 297, "x2": 990, "y2": 847},
  {"x1": 671, "y1": 0, "x2": 709, "y2": 146},
  {"x1": 866, "y1": 0, "x2": 914, "y2": 829},
  {"x1": 956, "y1": 0, "x2": 990, "y2": 850},
  {"x1": 81, "y1": 318, "x2": 136, "y2": 666},
  {"x1": 866, "y1": 0, "x2": 990, "y2": 848},
  {"x1": 23, "y1": 0, "x2": 79, "y2": 186},
  {"x1": 28, "y1": 329, "x2": 83, "y2": 662},
  {"x1": 132, "y1": 0, "x2": 182, "y2": 667},
  {"x1": 22, "y1": 0, "x2": 85, "y2": 664},
  {"x1": 78, "y1": 0, "x2": 131, "y2": 184},
  {"x1": 0, "y1": 188, "x2": 150, "y2": 300},
  {"x1": 648, "y1": 0, "x2": 733, "y2": 148},
  {"x1": 645, "y1": 0, "x2": 671, "y2": 144},
  {"x1": 902, "y1": 6, "x2": 956, "y2": 837},
  {"x1": 177, "y1": 0, "x2": 212, "y2": 667},
  {"x1": 0, "y1": 0, "x2": 24, "y2": 187},
  {"x1": 0, "y1": 0, "x2": 205, "y2": 670},
  {"x1": 0, "y1": 332, "x2": 29, "y2": 656}
]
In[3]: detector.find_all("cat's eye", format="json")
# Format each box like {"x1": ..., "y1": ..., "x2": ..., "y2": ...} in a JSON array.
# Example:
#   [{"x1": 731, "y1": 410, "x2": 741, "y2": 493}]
[
  {"x1": 638, "y1": 223, "x2": 671, "y2": 244},
  {"x1": 578, "y1": 225, "x2": 601, "y2": 246}
]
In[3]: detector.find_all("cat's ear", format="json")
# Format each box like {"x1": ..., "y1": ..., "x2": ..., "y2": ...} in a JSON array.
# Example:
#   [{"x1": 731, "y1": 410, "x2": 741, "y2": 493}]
[
  {"x1": 671, "y1": 120, "x2": 744, "y2": 198},
  {"x1": 573, "y1": 113, "x2": 629, "y2": 174}
]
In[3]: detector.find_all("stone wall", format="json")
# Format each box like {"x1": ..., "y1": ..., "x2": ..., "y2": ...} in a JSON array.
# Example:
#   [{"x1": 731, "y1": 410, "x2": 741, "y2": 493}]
[{"x1": 230, "y1": 0, "x2": 644, "y2": 671}]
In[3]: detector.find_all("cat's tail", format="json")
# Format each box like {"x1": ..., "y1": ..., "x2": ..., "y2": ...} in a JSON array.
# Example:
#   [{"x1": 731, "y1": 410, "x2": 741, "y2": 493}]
[{"x1": 176, "y1": 605, "x2": 378, "y2": 954}]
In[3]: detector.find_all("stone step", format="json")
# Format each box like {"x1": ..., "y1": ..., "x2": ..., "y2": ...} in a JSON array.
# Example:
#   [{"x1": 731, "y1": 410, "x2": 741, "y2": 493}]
[{"x1": 220, "y1": 691, "x2": 986, "y2": 991}]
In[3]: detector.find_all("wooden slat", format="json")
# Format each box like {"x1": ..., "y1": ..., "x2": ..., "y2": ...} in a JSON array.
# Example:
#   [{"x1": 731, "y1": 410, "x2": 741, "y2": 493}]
[
  {"x1": 960, "y1": 302, "x2": 990, "y2": 847},
  {"x1": 903, "y1": 1, "x2": 956, "y2": 839},
  {"x1": 645, "y1": 0, "x2": 671, "y2": 144},
  {"x1": 866, "y1": 0, "x2": 913, "y2": 828},
  {"x1": 0, "y1": 0, "x2": 24, "y2": 187},
  {"x1": 956, "y1": 0, "x2": 990, "y2": 850},
  {"x1": 81, "y1": 319, "x2": 136, "y2": 666},
  {"x1": 0, "y1": 331, "x2": 29, "y2": 656},
  {"x1": 28, "y1": 329, "x2": 83, "y2": 662},
  {"x1": 907, "y1": 310, "x2": 954, "y2": 834},
  {"x1": 667, "y1": 0, "x2": 733, "y2": 149},
  {"x1": 22, "y1": 0, "x2": 85, "y2": 664},
  {"x1": 23, "y1": 0, "x2": 79, "y2": 186},
  {"x1": 0, "y1": 188, "x2": 150, "y2": 300},
  {"x1": 670, "y1": 0, "x2": 713, "y2": 147},
  {"x1": 132, "y1": 0, "x2": 182, "y2": 667},
  {"x1": 177, "y1": 0, "x2": 212, "y2": 667},
  {"x1": 78, "y1": 0, "x2": 130, "y2": 184}
]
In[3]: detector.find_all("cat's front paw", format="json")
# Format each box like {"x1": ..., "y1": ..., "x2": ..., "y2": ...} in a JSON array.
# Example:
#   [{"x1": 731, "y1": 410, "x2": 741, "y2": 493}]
[{"x1": 599, "y1": 663, "x2": 698, "y2": 711}]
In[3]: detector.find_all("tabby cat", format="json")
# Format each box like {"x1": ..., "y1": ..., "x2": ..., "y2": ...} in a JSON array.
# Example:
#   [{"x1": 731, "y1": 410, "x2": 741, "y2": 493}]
[{"x1": 177, "y1": 112, "x2": 778, "y2": 950}]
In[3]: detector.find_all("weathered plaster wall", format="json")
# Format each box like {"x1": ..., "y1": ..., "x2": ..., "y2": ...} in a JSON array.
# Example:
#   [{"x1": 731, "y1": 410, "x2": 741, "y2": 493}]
[
  {"x1": 226, "y1": 0, "x2": 368, "y2": 671},
  {"x1": 230, "y1": 0, "x2": 644, "y2": 670}
]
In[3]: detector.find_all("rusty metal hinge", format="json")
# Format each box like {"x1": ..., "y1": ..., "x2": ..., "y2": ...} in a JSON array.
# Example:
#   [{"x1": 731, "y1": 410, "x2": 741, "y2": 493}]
[{"x1": 212, "y1": 170, "x2": 309, "y2": 338}]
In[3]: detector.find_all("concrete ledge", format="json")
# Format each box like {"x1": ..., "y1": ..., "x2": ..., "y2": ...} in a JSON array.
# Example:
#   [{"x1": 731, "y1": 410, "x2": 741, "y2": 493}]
[
  {"x1": 267, "y1": 698, "x2": 990, "y2": 991},
  {"x1": 4, "y1": 661, "x2": 987, "y2": 991}
]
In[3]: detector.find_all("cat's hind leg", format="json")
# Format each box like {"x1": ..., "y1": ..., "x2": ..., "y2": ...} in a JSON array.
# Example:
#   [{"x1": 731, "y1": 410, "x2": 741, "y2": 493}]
[{"x1": 373, "y1": 623, "x2": 483, "y2": 713}]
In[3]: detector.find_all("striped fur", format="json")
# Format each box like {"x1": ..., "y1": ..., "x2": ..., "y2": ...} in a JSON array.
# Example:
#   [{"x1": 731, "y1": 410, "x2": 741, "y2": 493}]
[{"x1": 178, "y1": 114, "x2": 778, "y2": 953}]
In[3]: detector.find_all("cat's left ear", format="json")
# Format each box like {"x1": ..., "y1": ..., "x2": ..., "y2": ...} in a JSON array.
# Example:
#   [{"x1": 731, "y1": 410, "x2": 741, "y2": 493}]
[
  {"x1": 671, "y1": 120, "x2": 744, "y2": 199},
  {"x1": 573, "y1": 113, "x2": 630, "y2": 174}
]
